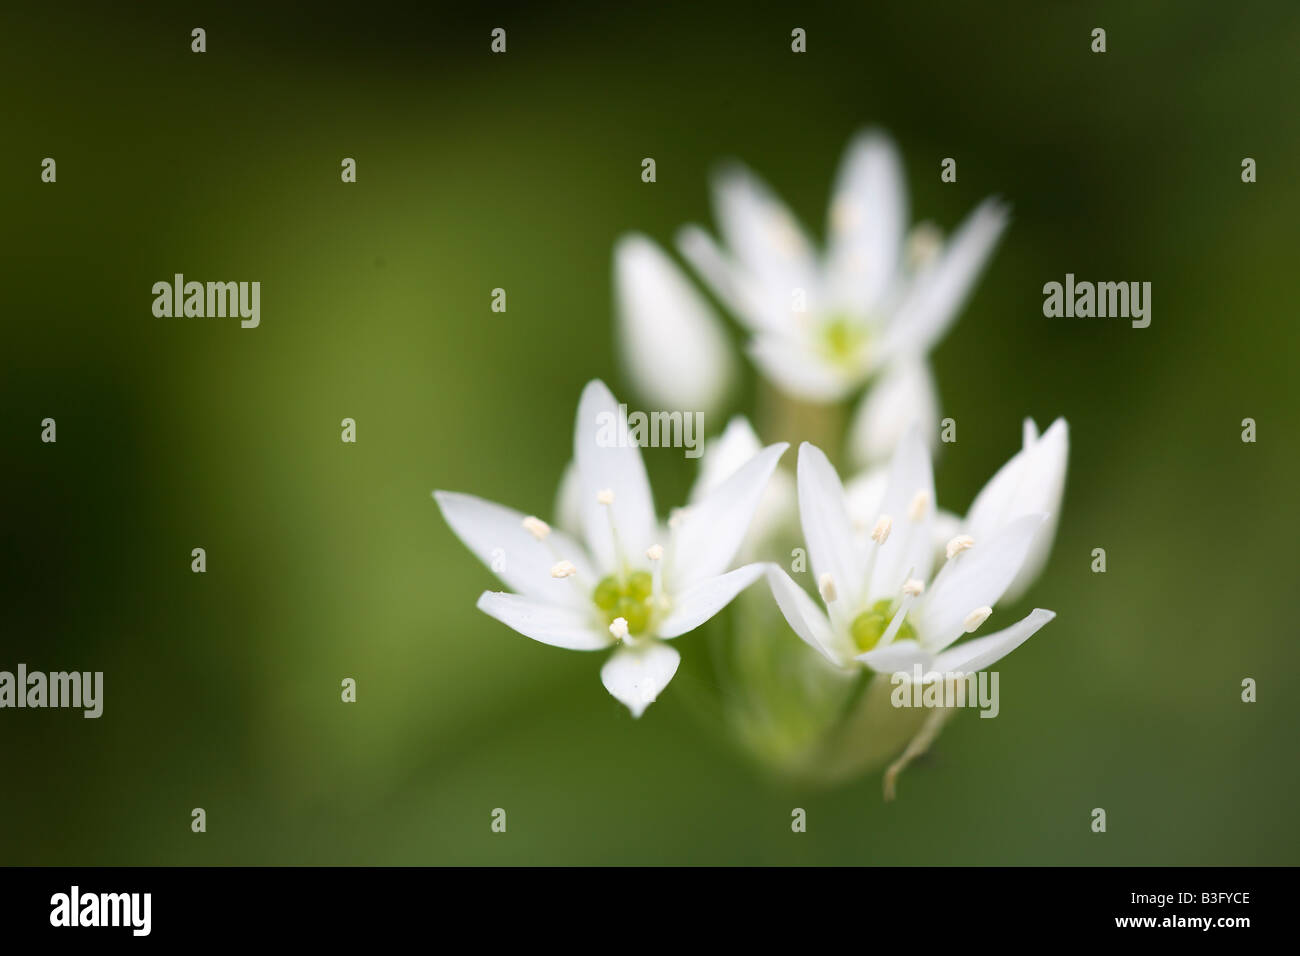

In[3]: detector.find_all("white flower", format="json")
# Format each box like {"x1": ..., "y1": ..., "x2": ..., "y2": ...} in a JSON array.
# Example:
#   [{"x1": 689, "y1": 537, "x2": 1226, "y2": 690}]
[
  {"x1": 436, "y1": 380, "x2": 787, "y2": 717},
  {"x1": 766, "y1": 428, "x2": 1056, "y2": 680},
  {"x1": 613, "y1": 233, "x2": 738, "y2": 418},
  {"x1": 677, "y1": 129, "x2": 1008, "y2": 458},
  {"x1": 843, "y1": 417, "x2": 1068, "y2": 603},
  {"x1": 961, "y1": 417, "x2": 1069, "y2": 603}
]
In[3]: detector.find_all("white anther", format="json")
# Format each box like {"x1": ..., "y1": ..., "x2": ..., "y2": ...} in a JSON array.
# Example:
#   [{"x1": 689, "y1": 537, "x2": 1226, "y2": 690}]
[
  {"x1": 902, "y1": 578, "x2": 925, "y2": 597},
  {"x1": 818, "y1": 573, "x2": 838, "y2": 602},
  {"x1": 596, "y1": 489, "x2": 615, "y2": 506},
  {"x1": 609, "y1": 617, "x2": 629, "y2": 640},
  {"x1": 946, "y1": 535, "x2": 975, "y2": 559},
  {"x1": 522, "y1": 516, "x2": 551, "y2": 540},
  {"x1": 908, "y1": 490, "x2": 930, "y2": 521},
  {"x1": 871, "y1": 514, "x2": 893, "y2": 544},
  {"x1": 963, "y1": 606, "x2": 993, "y2": 633},
  {"x1": 646, "y1": 544, "x2": 664, "y2": 561},
  {"x1": 550, "y1": 560, "x2": 577, "y2": 579}
]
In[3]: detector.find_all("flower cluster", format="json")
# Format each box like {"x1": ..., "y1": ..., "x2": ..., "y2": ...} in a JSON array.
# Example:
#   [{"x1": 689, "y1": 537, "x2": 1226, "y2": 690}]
[{"x1": 435, "y1": 130, "x2": 1068, "y2": 793}]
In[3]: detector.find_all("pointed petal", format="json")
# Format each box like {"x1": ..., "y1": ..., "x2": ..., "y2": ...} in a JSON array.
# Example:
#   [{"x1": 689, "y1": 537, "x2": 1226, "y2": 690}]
[
  {"x1": 689, "y1": 416, "x2": 763, "y2": 503},
  {"x1": 866, "y1": 426, "x2": 936, "y2": 602},
  {"x1": 600, "y1": 642, "x2": 681, "y2": 717},
  {"x1": 843, "y1": 466, "x2": 889, "y2": 534},
  {"x1": 658, "y1": 563, "x2": 766, "y2": 638},
  {"x1": 676, "y1": 225, "x2": 788, "y2": 335},
  {"x1": 476, "y1": 591, "x2": 610, "y2": 651},
  {"x1": 765, "y1": 565, "x2": 849, "y2": 667},
  {"x1": 553, "y1": 460, "x2": 584, "y2": 538},
  {"x1": 931, "y1": 608, "x2": 1055, "y2": 674},
  {"x1": 614, "y1": 233, "x2": 737, "y2": 417},
  {"x1": 435, "y1": 490, "x2": 593, "y2": 607},
  {"x1": 711, "y1": 162, "x2": 820, "y2": 311},
  {"x1": 966, "y1": 418, "x2": 1069, "y2": 602},
  {"x1": 797, "y1": 442, "x2": 866, "y2": 610},
  {"x1": 881, "y1": 197, "x2": 1009, "y2": 360},
  {"x1": 857, "y1": 638, "x2": 931, "y2": 674},
  {"x1": 826, "y1": 129, "x2": 907, "y2": 315},
  {"x1": 574, "y1": 380, "x2": 657, "y2": 571},
  {"x1": 915, "y1": 513, "x2": 1047, "y2": 651},
  {"x1": 668, "y1": 443, "x2": 787, "y2": 588},
  {"x1": 846, "y1": 358, "x2": 941, "y2": 468}
]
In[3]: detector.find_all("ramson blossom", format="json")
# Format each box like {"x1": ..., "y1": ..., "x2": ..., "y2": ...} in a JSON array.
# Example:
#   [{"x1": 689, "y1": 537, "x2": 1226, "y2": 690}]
[
  {"x1": 436, "y1": 380, "x2": 786, "y2": 717},
  {"x1": 677, "y1": 129, "x2": 1009, "y2": 464},
  {"x1": 766, "y1": 428, "x2": 1056, "y2": 680},
  {"x1": 844, "y1": 417, "x2": 1068, "y2": 603}
]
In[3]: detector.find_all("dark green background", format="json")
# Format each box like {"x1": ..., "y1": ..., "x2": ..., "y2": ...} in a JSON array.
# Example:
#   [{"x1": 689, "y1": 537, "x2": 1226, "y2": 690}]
[{"x1": 3, "y1": 1, "x2": 1297, "y2": 864}]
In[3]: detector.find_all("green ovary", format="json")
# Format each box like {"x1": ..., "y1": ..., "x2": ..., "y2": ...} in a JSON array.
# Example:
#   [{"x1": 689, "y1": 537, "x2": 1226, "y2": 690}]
[
  {"x1": 593, "y1": 570, "x2": 655, "y2": 635},
  {"x1": 818, "y1": 315, "x2": 868, "y2": 364},
  {"x1": 850, "y1": 599, "x2": 917, "y2": 653}
]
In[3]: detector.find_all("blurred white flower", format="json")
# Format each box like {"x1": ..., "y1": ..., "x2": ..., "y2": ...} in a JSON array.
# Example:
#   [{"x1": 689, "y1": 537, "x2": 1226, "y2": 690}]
[
  {"x1": 845, "y1": 356, "x2": 940, "y2": 467},
  {"x1": 678, "y1": 129, "x2": 1008, "y2": 459},
  {"x1": 766, "y1": 428, "x2": 1056, "y2": 680},
  {"x1": 614, "y1": 233, "x2": 738, "y2": 419},
  {"x1": 689, "y1": 416, "x2": 796, "y2": 554},
  {"x1": 436, "y1": 380, "x2": 786, "y2": 717}
]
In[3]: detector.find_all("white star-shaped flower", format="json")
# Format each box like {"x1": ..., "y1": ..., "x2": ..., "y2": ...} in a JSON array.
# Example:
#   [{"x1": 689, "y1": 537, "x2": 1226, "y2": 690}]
[
  {"x1": 845, "y1": 416, "x2": 1069, "y2": 604},
  {"x1": 766, "y1": 427, "x2": 1056, "y2": 680},
  {"x1": 436, "y1": 380, "x2": 787, "y2": 717},
  {"x1": 677, "y1": 129, "x2": 1009, "y2": 463}
]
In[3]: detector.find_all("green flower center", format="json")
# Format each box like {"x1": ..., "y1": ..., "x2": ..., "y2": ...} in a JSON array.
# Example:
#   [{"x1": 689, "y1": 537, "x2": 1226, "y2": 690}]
[
  {"x1": 818, "y1": 314, "x2": 868, "y2": 364},
  {"x1": 850, "y1": 599, "x2": 917, "y2": 653},
  {"x1": 593, "y1": 570, "x2": 655, "y2": 635}
]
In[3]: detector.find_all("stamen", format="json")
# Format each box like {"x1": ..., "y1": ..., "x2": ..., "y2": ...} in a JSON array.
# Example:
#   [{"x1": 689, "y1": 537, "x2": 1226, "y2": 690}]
[
  {"x1": 871, "y1": 514, "x2": 893, "y2": 544},
  {"x1": 596, "y1": 489, "x2": 615, "y2": 506},
  {"x1": 522, "y1": 516, "x2": 550, "y2": 540},
  {"x1": 818, "y1": 573, "x2": 838, "y2": 602},
  {"x1": 550, "y1": 560, "x2": 577, "y2": 579},
  {"x1": 946, "y1": 534, "x2": 975, "y2": 559},
  {"x1": 963, "y1": 606, "x2": 992, "y2": 633},
  {"x1": 609, "y1": 617, "x2": 629, "y2": 640},
  {"x1": 908, "y1": 490, "x2": 930, "y2": 521},
  {"x1": 646, "y1": 544, "x2": 664, "y2": 562},
  {"x1": 902, "y1": 577, "x2": 925, "y2": 597}
]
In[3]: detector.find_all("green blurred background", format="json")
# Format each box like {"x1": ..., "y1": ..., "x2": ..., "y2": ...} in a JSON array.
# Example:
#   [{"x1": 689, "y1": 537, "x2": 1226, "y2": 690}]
[{"x1": 3, "y1": 0, "x2": 1297, "y2": 864}]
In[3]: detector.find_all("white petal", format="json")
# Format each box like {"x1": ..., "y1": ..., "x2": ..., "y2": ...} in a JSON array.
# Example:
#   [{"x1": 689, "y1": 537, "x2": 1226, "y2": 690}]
[
  {"x1": 476, "y1": 591, "x2": 610, "y2": 651},
  {"x1": 711, "y1": 163, "x2": 821, "y2": 311},
  {"x1": 931, "y1": 608, "x2": 1055, "y2": 675},
  {"x1": 574, "y1": 380, "x2": 657, "y2": 571},
  {"x1": 846, "y1": 358, "x2": 941, "y2": 468},
  {"x1": 915, "y1": 513, "x2": 1047, "y2": 651},
  {"x1": 881, "y1": 197, "x2": 1009, "y2": 360},
  {"x1": 600, "y1": 642, "x2": 681, "y2": 717},
  {"x1": 965, "y1": 418, "x2": 1069, "y2": 602},
  {"x1": 689, "y1": 416, "x2": 763, "y2": 502},
  {"x1": 797, "y1": 442, "x2": 866, "y2": 610},
  {"x1": 614, "y1": 233, "x2": 738, "y2": 417},
  {"x1": 668, "y1": 443, "x2": 787, "y2": 589},
  {"x1": 553, "y1": 460, "x2": 584, "y2": 538},
  {"x1": 826, "y1": 129, "x2": 907, "y2": 316},
  {"x1": 676, "y1": 225, "x2": 789, "y2": 336},
  {"x1": 865, "y1": 426, "x2": 936, "y2": 602},
  {"x1": 857, "y1": 638, "x2": 932, "y2": 674},
  {"x1": 765, "y1": 565, "x2": 849, "y2": 667},
  {"x1": 843, "y1": 466, "x2": 889, "y2": 533},
  {"x1": 658, "y1": 563, "x2": 766, "y2": 638},
  {"x1": 748, "y1": 333, "x2": 861, "y2": 402},
  {"x1": 435, "y1": 491, "x2": 594, "y2": 607}
]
